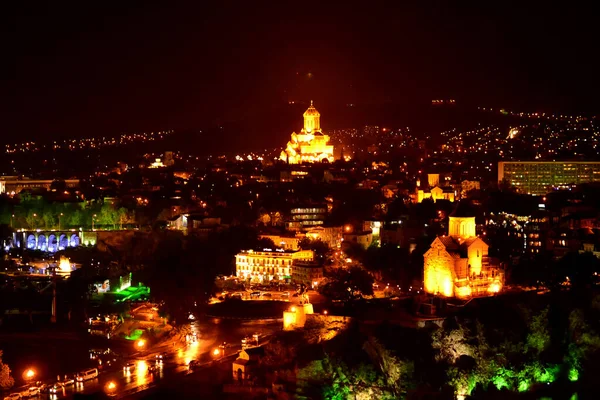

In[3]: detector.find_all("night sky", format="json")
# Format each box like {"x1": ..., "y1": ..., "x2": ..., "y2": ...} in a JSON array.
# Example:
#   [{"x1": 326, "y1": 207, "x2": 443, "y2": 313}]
[{"x1": 3, "y1": 2, "x2": 598, "y2": 142}]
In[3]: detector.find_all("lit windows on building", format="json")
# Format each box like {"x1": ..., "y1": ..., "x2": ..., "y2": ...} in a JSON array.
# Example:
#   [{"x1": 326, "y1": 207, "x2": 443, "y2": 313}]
[
  {"x1": 498, "y1": 161, "x2": 600, "y2": 196},
  {"x1": 235, "y1": 249, "x2": 314, "y2": 283}
]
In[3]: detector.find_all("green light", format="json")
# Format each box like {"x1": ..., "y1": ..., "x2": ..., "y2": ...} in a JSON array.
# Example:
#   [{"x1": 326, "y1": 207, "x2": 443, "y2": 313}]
[
  {"x1": 518, "y1": 380, "x2": 529, "y2": 392},
  {"x1": 124, "y1": 329, "x2": 144, "y2": 341},
  {"x1": 534, "y1": 364, "x2": 559, "y2": 384},
  {"x1": 492, "y1": 376, "x2": 509, "y2": 390},
  {"x1": 568, "y1": 368, "x2": 579, "y2": 382}
]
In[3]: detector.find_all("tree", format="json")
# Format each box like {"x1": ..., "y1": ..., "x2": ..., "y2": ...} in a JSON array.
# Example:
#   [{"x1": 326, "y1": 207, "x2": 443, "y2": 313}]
[
  {"x1": 319, "y1": 267, "x2": 374, "y2": 301},
  {"x1": 0, "y1": 350, "x2": 15, "y2": 390},
  {"x1": 25, "y1": 211, "x2": 39, "y2": 229},
  {"x1": 363, "y1": 337, "x2": 415, "y2": 396},
  {"x1": 525, "y1": 307, "x2": 550, "y2": 355}
]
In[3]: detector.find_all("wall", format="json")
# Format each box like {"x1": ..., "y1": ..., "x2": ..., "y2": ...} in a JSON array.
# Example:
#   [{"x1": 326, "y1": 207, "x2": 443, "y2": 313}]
[{"x1": 423, "y1": 242, "x2": 457, "y2": 297}]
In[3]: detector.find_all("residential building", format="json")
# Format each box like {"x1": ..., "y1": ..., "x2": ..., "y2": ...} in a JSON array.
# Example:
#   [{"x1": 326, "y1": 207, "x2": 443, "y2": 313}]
[{"x1": 292, "y1": 261, "x2": 324, "y2": 287}]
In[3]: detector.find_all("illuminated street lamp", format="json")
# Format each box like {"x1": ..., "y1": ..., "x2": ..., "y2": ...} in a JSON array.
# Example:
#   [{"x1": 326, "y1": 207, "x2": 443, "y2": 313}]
[
  {"x1": 24, "y1": 368, "x2": 36, "y2": 381},
  {"x1": 136, "y1": 339, "x2": 146, "y2": 350},
  {"x1": 92, "y1": 214, "x2": 97, "y2": 231},
  {"x1": 58, "y1": 213, "x2": 64, "y2": 230},
  {"x1": 212, "y1": 348, "x2": 221, "y2": 357},
  {"x1": 10, "y1": 214, "x2": 15, "y2": 228},
  {"x1": 105, "y1": 380, "x2": 117, "y2": 395}
]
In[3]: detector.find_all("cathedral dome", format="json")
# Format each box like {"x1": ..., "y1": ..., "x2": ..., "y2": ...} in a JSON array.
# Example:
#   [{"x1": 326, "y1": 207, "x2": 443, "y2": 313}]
[{"x1": 303, "y1": 100, "x2": 320, "y2": 117}]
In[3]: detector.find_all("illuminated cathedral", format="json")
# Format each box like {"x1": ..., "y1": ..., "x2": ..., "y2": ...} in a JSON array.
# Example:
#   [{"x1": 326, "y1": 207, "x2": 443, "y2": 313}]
[
  {"x1": 423, "y1": 202, "x2": 504, "y2": 299},
  {"x1": 279, "y1": 101, "x2": 335, "y2": 164}
]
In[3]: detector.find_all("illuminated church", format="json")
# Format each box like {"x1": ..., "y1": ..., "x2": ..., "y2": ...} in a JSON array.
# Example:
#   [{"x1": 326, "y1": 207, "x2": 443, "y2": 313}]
[
  {"x1": 279, "y1": 101, "x2": 335, "y2": 164},
  {"x1": 423, "y1": 202, "x2": 503, "y2": 299}
]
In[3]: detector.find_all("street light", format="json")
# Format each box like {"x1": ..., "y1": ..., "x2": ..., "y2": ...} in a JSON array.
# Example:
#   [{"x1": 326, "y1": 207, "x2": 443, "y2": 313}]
[
  {"x1": 24, "y1": 368, "x2": 36, "y2": 381},
  {"x1": 10, "y1": 214, "x2": 14, "y2": 228},
  {"x1": 59, "y1": 213, "x2": 64, "y2": 230},
  {"x1": 136, "y1": 339, "x2": 146, "y2": 350},
  {"x1": 105, "y1": 380, "x2": 117, "y2": 395},
  {"x1": 212, "y1": 348, "x2": 220, "y2": 356},
  {"x1": 92, "y1": 214, "x2": 97, "y2": 231}
]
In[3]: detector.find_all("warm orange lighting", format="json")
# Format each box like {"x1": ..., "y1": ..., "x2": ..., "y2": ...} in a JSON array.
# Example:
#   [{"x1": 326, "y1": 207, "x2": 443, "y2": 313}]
[
  {"x1": 290, "y1": 306, "x2": 296, "y2": 312},
  {"x1": 212, "y1": 348, "x2": 220, "y2": 356},
  {"x1": 136, "y1": 339, "x2": 146, "y2": 349},
  {"x1": 488, "y1": 282, "x2": 502, "y2": 293},
  {"x1": 24, "y1": 368, "x2": 36, "y2": 380},
  {"x1": 323, "y1": 310, "x2": 328, "y2": 315},
  {"x1": 106, "y1": 381, "x2": 117, "y2": 391}
]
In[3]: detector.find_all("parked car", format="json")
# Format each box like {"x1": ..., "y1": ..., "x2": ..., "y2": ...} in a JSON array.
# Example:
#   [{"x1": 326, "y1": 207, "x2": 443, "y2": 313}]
[
  {"x1": 49, "y1": 383, "x2": 64, "y2": 394},
  {"x1": 4, "y1": 393, "x2": 22, "y2": 400},
  {"x1": 155, "y1": 352, "x2": 168, "y2": 361},
  {"x1": 76, "y1": 368, "x2": 98, "y2": 382}
]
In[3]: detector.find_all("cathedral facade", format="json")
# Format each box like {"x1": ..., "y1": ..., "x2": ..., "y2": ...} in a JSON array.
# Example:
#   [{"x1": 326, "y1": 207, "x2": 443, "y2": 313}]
[
  {"x1": 423, "y1": 202, "x2": 504, "y2": 299},
  {"x1": 280, "y1": 101, "x2": 335, "y2": 164}
]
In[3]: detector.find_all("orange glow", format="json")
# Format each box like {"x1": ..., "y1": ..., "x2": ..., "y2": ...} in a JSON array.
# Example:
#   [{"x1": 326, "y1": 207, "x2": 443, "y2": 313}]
[
  {"x1": 290, "y1": 306, "x2": 296, "y2": 312},
  {"x1": 106, "y1": 381, "x2": 117, "y2": 391},
  {"x1": 488, "y1": 282, "x2": 502, "y2": 293},
  {"x1": 25, "y1": 369, "x2": 36, "y2": 379},
  {"x1": 136, "y1": 339, "x2": 146, "y2": 348},
  {"x1": 280, "y1": 102, "x2": 334, "y2": 164},
  {"x1": 212, "y1": 348, "x2": 220, "y2": 356},
  {"x1": 455, "y1": 286, "x2": 472, "y2": 298}
]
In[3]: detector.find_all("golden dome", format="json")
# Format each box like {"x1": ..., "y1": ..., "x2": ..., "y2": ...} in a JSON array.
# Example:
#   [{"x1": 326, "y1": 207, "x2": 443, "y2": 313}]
[{"x1": 303, "y1": 100, "x2": 320, "y2": 117}]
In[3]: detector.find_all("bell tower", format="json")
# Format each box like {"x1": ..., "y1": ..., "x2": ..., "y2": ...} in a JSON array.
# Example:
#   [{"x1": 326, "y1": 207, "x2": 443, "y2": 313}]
[{"x1": 303, "y1": 100, "x2": 321, "y2": 133}]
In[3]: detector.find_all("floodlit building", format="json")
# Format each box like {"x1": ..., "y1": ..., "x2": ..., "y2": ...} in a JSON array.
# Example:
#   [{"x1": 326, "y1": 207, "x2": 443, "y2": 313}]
[
  {"x1": 286, "y1": 205, "x2": 328, "y2": 231},
  {"x1": 235, "y1": 249, "x2": 314, "y2": 283},
  {"x1": 498, "y1": 161, "x2": 600, "y2": 196},
  {"x1": 305, "y1": 226, "x2": 343, "y2": 249},
  {"x1": 292, "y1": 261, "x2": 324, "y2": 287},
  {"x1": 415, "y1": 173, "x2": 456, "y2": 203},
  {"x1": 259, "y1": 234, "x2": 302, "y2": 251},
  {"x1": 0, "y1": 177, "x2": 80, "y2": 195},
  {"x1": 423, "y1": 202, "x2": 503, "y2": 299},
  {"x1": 280, "y1": 101, "x2": 335, "y2": 164}
]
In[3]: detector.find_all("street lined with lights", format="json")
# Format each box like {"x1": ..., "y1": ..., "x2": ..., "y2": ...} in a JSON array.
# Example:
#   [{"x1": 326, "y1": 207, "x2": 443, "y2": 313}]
[{"x1": 2, "y1": 320, "x2": 279, "y2": 399}]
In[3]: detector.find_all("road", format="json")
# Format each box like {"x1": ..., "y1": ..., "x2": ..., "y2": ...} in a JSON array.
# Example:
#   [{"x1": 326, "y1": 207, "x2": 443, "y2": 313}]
[{"x1": 6, "y1": 318, "x2": 281, "y2": 399}]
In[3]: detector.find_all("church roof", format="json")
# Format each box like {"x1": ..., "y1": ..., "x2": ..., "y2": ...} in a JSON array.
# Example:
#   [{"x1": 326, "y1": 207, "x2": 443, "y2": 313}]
[
  {"x1": 303, "y1": 100, "x2": 320, "y2": 116},
  {"x1": 438, "y1": 236, "x2": 479, "y2": 257},
  {"x1": 450, "y1": 201, "x2": 476, "y2": 218}
]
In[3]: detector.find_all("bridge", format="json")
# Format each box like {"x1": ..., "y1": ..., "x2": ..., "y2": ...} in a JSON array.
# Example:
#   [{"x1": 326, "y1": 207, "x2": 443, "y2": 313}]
[{"x1": 11, "y1": 229, "x2": 97, "y2": 252}]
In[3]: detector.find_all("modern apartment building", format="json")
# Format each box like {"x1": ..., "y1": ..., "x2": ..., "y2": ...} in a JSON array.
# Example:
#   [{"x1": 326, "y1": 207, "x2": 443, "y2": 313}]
[{"x1": 498, "y1": 161, "x2": 600, "y2": 195}]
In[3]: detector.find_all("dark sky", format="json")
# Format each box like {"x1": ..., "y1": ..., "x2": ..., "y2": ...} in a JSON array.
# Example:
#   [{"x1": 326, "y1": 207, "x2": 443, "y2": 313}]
[{"x1": 3, "y1": 2, "x2": 598, "y2": 141}]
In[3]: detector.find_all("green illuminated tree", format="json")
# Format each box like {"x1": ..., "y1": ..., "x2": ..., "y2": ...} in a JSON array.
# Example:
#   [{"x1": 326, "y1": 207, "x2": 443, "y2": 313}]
[
  {"x1": 0, "y1": 350, "x2": 15, "y2": 390},
  {"x1": 525, "y1": 307, "x2": 550, "y2": 355}
]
